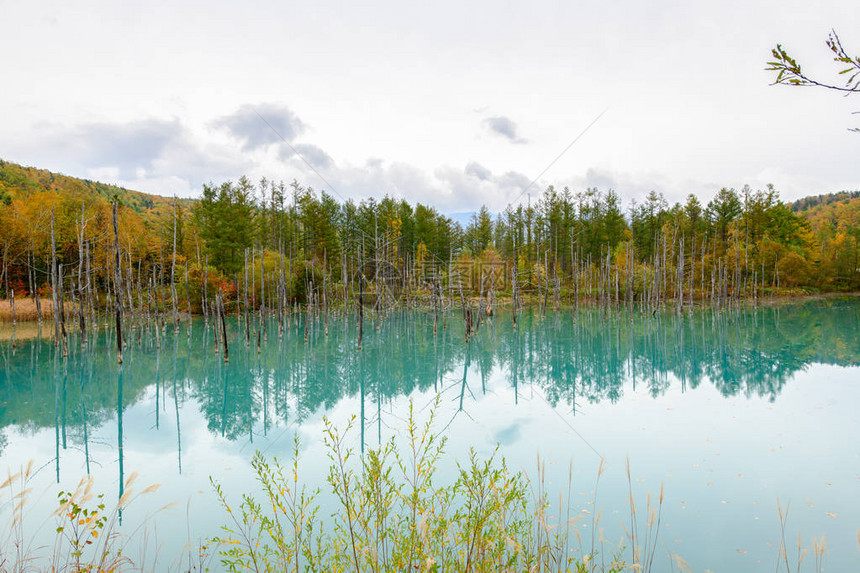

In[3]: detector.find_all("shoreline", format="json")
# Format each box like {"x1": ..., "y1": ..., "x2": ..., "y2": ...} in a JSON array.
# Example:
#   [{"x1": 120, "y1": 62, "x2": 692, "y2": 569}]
[{"x1": 2, "y1": 292, "x2": 859, "y2": 342}]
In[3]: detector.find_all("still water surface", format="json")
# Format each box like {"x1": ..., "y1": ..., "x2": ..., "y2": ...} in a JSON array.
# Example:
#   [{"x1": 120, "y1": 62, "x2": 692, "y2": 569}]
[{"x1": 1, "y1": 298, "x2": 858, "y2": 571}]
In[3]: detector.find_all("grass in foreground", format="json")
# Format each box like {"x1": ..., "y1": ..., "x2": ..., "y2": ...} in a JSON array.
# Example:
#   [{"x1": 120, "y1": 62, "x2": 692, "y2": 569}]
[
  {"x1": 0, "y1": 462, "x2": 202, "y2": 573},
  {"x1": 2, "y1": 399, "x2": 853, "y2": 572},
  {"x1": 211, "y1": 400, "x2": 640, "y2": 573}
]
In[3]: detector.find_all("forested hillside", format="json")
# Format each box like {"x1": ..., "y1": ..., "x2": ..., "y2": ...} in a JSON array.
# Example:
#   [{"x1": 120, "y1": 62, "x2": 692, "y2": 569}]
[
  {"x1": 0, "y1": 159, "x2": 182, "y2": 215},
  {"x1": 0, "y1": 159, "x2": 858, "y2": 312},
  {"x1": 790, "y1": 191, "x2": 860, "y2": 289}
]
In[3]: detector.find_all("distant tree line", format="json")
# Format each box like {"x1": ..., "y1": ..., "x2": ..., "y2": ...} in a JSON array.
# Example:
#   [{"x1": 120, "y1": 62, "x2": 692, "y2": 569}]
[
  {"x1": 1, "y1": 157, "x2": 859, "y2": 316},
  {"x1": 790, "y1": 190, "x2": 860, "y2": 212},
  {"x1": 182, "y1": 178, "x2": 859, "y2": 295}
]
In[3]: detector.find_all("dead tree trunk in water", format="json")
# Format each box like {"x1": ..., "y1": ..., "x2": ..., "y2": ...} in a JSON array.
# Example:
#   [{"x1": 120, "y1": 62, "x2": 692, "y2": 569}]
[
  {"x1": 243, "y1": 249, "x2": 250, "y2": 347},
  {"x1": 218, "y1": 290, "x2": 229, "y2": 363},
  {"x1": 77, "y1": 205, "x2": 88, "y2": 347},
  {"x1": 50, "y1": 210, "x2": 60, "y2": 345},
  {"x1": 511, "y1": 239, "x2": 518, "y2": 328},
  {"x1": 457, "y1": 269, "x2": 471, "y2": 342},
  {"x1": 259, "y1": 248, "x2": 267, "y2": 341},
  {"x1": 58, "y1": 263, "x2": 67, "y2": 357},
  {"x1": 125, "y1": 251, "x2": 134, "y2": 325},
  {"x1": 9, "y1": 289, "x2": 14, "y2": 350},
  {"x1": 29, "y1": 235, "x2": 43, "y2": 325},
  {"x1": 542, "y1": 251, "x2": 550, "y2": 318},
  {"x1": 303, "y1": 266, "x2": 310, "y2": 343},
  {"x1": 171, "y1": 200, "x2": 179, "y2": 331},
  {"x1": 27, "y1": 243, "x2": 34, "y2": 312},
  {"x1": 432, "y1": 271, "x2": 440, "y2": 336},
  {"x1": 184, "y1": 260, "x2": 191, "y2": 337},
  {"x1": 112, "y1": 202, "x2": 124, "y2": 364},
  {"x1": 1, "y1": 241, "x2": 7, "y2": 301},
  {"x1": 322, "y1": 253, "x2": 329, "y2": 336},
  {"x1": 358, "y1": 246, "x2": 364, "y2": 350},
  {"x1": 202, "y1": 256, "x2": 209, "y2": 324}
]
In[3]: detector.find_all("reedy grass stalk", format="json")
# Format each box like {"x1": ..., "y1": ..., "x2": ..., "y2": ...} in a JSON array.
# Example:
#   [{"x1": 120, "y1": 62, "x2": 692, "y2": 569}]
[
  {"x1": 621, "y1": 456, "x2": 666, "y2": 573},
  {"x1": 212, "y1": 398, "x2": 636, "y2": 573},
  {"x1": 0, "y1": 464, "x2": 197, "y2": 573},
  {"x1": 1, "y1": 429, "x2": 849, "y2": 572},
  {"x1": 774, "y1": 497, "x2": 830, "y2": 573}
]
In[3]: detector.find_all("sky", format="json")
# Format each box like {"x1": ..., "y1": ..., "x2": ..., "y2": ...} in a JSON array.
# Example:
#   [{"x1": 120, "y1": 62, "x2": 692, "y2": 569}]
[{"x1": 3, "y1": 0, "x2": 859, "y2": 214}]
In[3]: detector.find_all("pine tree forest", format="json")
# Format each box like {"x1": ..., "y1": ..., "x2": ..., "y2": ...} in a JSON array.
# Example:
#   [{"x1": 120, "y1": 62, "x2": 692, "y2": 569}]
[{"x1": 1, "y1": 159, "x2": 859, "y2": 338}]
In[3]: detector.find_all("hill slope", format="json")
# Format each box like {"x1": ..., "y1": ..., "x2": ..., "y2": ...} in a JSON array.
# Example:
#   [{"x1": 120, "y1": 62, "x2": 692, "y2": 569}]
[
  {"x1": 790, "y1": 190, "x2": 860, "y2": 213},
  {"x1": 790, "y1": 190, "x2": 860, "y2": 246},
  {"x1": 0, "y1": 159, "x2": 183, "y2": 216}
]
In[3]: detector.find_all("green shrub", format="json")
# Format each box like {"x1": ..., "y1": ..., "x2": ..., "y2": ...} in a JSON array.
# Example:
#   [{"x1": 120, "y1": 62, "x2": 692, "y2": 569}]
[{"x1": 211, "y1": 400, "x2": 629, "y2": 572}]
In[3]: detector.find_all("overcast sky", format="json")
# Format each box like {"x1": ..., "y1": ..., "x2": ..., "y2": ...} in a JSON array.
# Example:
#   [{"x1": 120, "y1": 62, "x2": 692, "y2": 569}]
[{"x1": 3, "y1": 0, "x2": 858, "y2": 213}]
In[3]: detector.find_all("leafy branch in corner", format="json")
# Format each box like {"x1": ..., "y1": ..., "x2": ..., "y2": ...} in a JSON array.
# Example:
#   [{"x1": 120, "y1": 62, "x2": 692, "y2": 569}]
[{"x1": 767, "y1": 29, "x2": 860, "y2": 131}]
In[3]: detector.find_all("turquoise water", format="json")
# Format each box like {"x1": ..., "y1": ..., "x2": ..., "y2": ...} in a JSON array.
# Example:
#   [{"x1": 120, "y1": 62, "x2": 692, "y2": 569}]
[{"x1": 1, "y1": 298, "x2": 858, "y2": 571}]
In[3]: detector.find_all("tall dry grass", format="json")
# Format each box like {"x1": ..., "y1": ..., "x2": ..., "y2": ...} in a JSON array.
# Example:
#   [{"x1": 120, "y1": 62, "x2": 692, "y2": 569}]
[
  {"x1": 774, "y1": 498, "x2": 831, "y2": 573},
  {"x1": 0, "y1": 298, "x2": 53, "y2": 323},
  {"x1": 0, "y1": 463, "x2": 214, "y2": 573}
]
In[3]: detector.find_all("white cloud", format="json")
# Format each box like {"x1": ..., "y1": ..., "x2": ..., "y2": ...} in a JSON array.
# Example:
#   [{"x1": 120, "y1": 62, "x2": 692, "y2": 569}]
[
  {"x1": 0, "y1": 0, "x2": 857, "y2": 211},
  {"x1": 214, "y1": 104, "x2": 306, "y2": 150},
  {"x1": 280, "y1": 143, "x2": 334, "y2": 170},
  {"x1": 483, "y1": 116, "x2": 527, "y2": 144}
]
